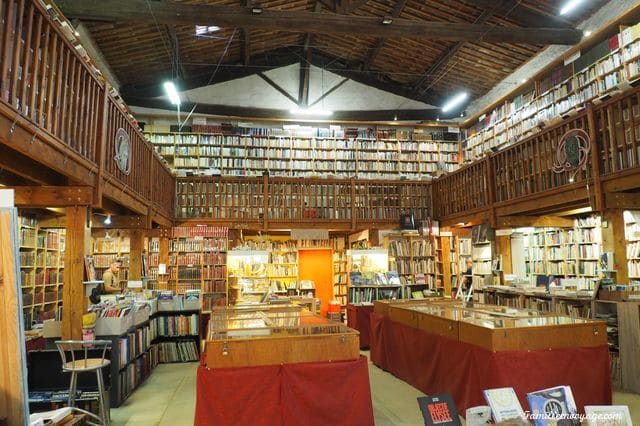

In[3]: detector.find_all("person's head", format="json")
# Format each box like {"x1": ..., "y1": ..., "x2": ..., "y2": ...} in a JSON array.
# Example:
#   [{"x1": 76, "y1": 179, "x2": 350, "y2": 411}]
[
  {"x1": 466, "y1": 258, "x2": 473, "y2": 269},
  {"x1": 110, "y1": 258, "x2": 123, "y2": 272}
]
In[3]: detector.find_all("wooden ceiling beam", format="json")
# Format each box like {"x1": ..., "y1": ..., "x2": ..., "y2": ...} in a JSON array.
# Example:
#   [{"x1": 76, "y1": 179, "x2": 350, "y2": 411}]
[
  {"x1": 257, "y1": 72, "x2": 299, "y2": 105},
  {"x1": 498, "y1": 215, "x2": 575, "y2": 228},
  {"x1": 56, "y1": 0, "x2": 582, "y2": 44},
  {"x1": 11, "y1": 186, "x2": 94, "y2": 207},
  {"x1": 123, "y1": 96, "x2": 440, "y2": 121},
  {"x1": 363, "y1": 0, "x2": 408, "y2": 71},
  {"x1": 241, "y1": 0, "x2": 250, "y2": 66},
  {"x1": 164, "y1": 25, "x2": 188, "y2": 79}
]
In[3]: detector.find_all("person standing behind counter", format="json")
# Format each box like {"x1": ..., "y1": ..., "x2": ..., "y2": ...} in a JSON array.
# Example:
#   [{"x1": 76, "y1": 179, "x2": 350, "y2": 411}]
[{"x1": 102, "y1": 258, "x2": 123, "y2": 293}]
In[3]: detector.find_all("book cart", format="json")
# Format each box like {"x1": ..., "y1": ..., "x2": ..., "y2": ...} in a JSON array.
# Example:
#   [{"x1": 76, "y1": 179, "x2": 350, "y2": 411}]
[
  {"x1": 195, "y1": 305, "x2": 374, "y2": 426},
  {"x1": 370, "y1": 299, "x2": 610, "y2": 414}
]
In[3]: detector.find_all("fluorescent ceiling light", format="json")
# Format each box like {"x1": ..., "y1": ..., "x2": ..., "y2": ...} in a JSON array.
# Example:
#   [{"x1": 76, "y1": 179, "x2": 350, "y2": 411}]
[
  {"x1": 195, "y1": 25, "x2": 220, "y2": 35},
  {"x1": 382, "y1": 16, "x2": 393, "y2": 25},
  {"x1": 441, "y1": 92, "x2": 468, "y2": 113},
  {"x1": 289, "y1": 107, "x2": 333, "y2": 116},
  {"x1": 583, "y1": 30, "x2": 592, "y2": 37},
  {"x1": 559, "y1": 0, "x2": 585, "y2": 15},
  {"x1": 163, "y1": 81, "x2": 181, "y2": 106},
  {"x1": 104, "y1": 214, "x2": 112, "y2": 225}
]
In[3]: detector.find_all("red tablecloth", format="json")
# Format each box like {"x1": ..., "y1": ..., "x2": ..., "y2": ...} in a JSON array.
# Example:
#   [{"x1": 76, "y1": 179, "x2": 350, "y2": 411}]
[
  {"x1": 370, "y1": 312, "x2": 612, "y2": 414},
  {"x1": 347, "y1": 304, "x2": 374, "y2": 349},
  {"x1": 195, "y1": 356, "x2": 374, "y2": 426}
]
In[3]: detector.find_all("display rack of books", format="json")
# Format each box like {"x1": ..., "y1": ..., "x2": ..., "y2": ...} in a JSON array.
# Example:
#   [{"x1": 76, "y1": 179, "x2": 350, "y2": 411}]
[
  {"x1": 19, "y1": 215, "x2": 65, "y2": 329},
  {"x1": 333, "y1": 248, "x2": 348, "y2": 310},
  {"x1": 227, "y1": 249, "x2": 270, "y2": 304},
  {"x1": 387, "y1": 234, "x2": 440, "y2": 298},
  {"x1": 471, "y1": 239, "x2": 493, "y2": 290},
  {"x1": 458, "y1": 237, "x2": 472, "y2": 289},
  {"x1": 268, "y1": 242, "x2": 298, "y2": 295},
  {"x1": 91, "y1": 302, "x2": 159, "y2": 408},
  {"x1": 92, "y1": 233, "x2": 130, "y2": 288},
  {"x1": 152, "y1": 291, "x2": 201, "y2": 363},
  {"x1": 167, "y1": 226, "x2": 228, "y2": 310},
  {"x1": 144, "y1": 125, "x2": 460, "y2": 180},
  {"x1": 624, "y1": 210, "x2": 640, "y2": 281},
  {"x1": 347, "y1": 248, "x2": 398, "y2": 303},
  {"x1": 462, "y1": 28, "x2": 631, "y2": 162}
]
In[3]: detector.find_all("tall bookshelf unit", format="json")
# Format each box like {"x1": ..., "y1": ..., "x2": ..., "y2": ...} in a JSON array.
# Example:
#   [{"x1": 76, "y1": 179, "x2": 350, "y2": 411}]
[
  {"x1": 462, "y1": 25, "x2": 640, "y2": 162},
  {"x1": 471, "y1": 240, "x2": 493, "y2": 290},
  {"x1": 168, "y1": 226, "x2": 228, "y2": 308},
  {"x1": 332, "y1": 237, "x2": 348, "y2": 312},
  {"x1": 624, "y1": 210, "x2": 640, "y2": 281},
  {"x1": 19, "y1": 215, "x2": 65, "y2": 329},
  {"x1": 145, "y1": 125, "x2": 460, "y2": 180},
  {"x1": 387, "y1": 234, "x2": 441, "y2": 298},
  {"x1": 92, "y1": 233, "x2": 130, "y2": 288},
  {"x1": 347, "y1": 248, "x2": 396, "y2": 304}
]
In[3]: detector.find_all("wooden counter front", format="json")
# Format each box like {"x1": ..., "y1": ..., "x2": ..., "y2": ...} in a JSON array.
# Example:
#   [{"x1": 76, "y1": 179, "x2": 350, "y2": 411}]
[{"x1": 458, "y1": 320, "x2": 607, "y2": 351}]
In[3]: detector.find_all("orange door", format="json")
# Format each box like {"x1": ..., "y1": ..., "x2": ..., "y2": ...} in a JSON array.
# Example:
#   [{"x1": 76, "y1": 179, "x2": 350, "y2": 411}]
[{"x1": 298, "y1": 248, "x2": 333, "y2": 316}]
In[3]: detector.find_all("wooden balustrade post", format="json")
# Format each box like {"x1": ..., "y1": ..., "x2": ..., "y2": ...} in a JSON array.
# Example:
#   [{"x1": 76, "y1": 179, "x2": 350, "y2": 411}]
[
  {"x1": 263, "y1": 174, "x2": 269, "y2": 231},
  {"x1": 350, "y1": 181, "x2": 356, "y2": 231},
  {"x1": 93, "y1": 83, "x2": 110, "y2": 208},
  {"x1": 62, "y1": 205, "x2": 89, "y2": 340},
  {"x1": 0, "y1": 0, "x2": 15, "y2": 102},
  {"x1": 586, "y1": 102, "x2": 604, "y2": 212},
  {"x1": 485, "y1": 157, "x2": 498, "y2": 228}
]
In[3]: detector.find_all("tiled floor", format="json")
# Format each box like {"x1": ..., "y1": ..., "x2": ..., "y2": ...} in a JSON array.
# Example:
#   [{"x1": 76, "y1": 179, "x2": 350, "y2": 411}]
[{"x1": 111, "y1": 357, "x2": 640, "y2": 425}]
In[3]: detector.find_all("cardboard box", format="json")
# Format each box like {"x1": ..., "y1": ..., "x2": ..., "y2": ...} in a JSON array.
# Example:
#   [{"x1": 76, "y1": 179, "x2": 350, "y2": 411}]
[
  {"x1": 133, "y1": 309, "x2": 149, "y2": 326},
  {"x1": 96, "y1": 315, "x2": 133, "y2": 336},
  {"x1": 598, "y1": 289, "x2": 640, "y2": 301},
  {"x1": 42, "y1": 320, "x2": 62, "y2": 338}
]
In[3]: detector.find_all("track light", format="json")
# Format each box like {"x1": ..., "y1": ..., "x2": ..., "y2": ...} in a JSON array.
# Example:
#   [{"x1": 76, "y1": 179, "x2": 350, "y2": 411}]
[
  {"x1": 252, "y1": 7, "x2": 263, "y2": 14},
  {"x1": 559, "y1": 0, "x2": 585, "y2": 15},
  {"x1": 382, "y1": 16, "x2": 393, "y2": 25},
  {"x1": 104, "y1": 214, "x2": 112, "y2": 225}
]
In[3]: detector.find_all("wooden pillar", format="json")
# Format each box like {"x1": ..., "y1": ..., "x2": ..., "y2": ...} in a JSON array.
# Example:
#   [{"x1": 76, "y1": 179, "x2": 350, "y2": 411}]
[
  {"x1": 441, "y1": 235, "x2": 452, "y2": 297},
  {"x1": 129, "y1": 228, "x2": 144, "y2": 280},
  {"x1": 0, "y1": 208, "x2": 28, "y2": 426},
  {"x1": 62, "y1": 205, "x2": 89, "y2": 340},
  {"x1": 601, "y1": 209, "x2": 628, "y2": 285},
  {"x1": 495, "y1": 234, "x2": 512, "y2": 275},
  {"x1": 158, "y1": 230, "x2": 170, "y2": 290}
]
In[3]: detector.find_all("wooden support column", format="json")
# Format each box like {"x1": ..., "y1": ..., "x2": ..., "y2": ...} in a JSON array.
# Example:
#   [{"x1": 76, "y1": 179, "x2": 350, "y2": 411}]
[
  {"x1": 441, "y1": 235, "x2": 452, "y2": 297},
  {"x1": 129, "y1": 229, "x2": 144, "y2": 280},
  {"x1": 0, "y1": 208, "x2": 28, "y2": 426},
  {"x1": 587, "y1": 102, "x2": 604, "y2": 212},
  {"x1": 62, "y1": 205, "x2": 89, "y2": 340},
  {"x1": 601, "y1": 209, "x2": 628, "y2": 285},
  {"x1": 158, "y1": 229, "x2": 170, "y2": 290}
]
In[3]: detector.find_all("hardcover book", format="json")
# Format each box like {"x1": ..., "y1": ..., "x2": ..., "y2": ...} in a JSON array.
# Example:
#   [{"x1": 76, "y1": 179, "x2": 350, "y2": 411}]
[
  {"x1": 526, "y1": 385, "x2": 578, "y2": 426},
  {"x1": 465, "y1": 406, "x2": 491, "y2": 426},
  {"x1": 386, "y1": 271, "x2": 401, "y2": 285},
  {"x1": 584, "y1": 405, "x2": 632, "y2": 425},
  {"x1": 483, "y1": 387, "x2": 526, "y2": 423},
  {"x1": 417, "y1": 394, "x2": 461, "y2": 426}
]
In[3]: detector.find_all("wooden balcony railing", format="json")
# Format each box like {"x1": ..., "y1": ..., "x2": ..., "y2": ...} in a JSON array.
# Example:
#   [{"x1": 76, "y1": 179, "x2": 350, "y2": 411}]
[
  {"x1": 432, "y1": 160, "x2": 488, "y2": 218},
  {"x1": 0, "y1": 0, "x2": 174, "y2": 221},
  {"x1": 176, "y1": 176, "x2": 432, "y2": 229}
]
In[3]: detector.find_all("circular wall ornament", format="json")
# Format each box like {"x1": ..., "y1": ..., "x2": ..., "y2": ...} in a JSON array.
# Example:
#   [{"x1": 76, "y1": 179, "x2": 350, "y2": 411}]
[
  {"x1": 114, "y1": 128, "x2": 131, "y2": 175},
  {"x1": 552, "y1": 128, "x2": 590, "y2": 181}
]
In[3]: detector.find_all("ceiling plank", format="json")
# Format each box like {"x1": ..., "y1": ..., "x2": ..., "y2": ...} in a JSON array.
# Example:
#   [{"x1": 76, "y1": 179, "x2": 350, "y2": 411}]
[
  {"x1": 55, "y1": 0, "x2": 582, "y2": 44},
  {"x1": 413, "y1": 7, "x2": 496, "y2": 96},
  {"x1": 11, "y1": 186, "x2": 94, "y2": 207},
  {"x1": 362, "y1": 0, "x2": 408, "y2": 70}
]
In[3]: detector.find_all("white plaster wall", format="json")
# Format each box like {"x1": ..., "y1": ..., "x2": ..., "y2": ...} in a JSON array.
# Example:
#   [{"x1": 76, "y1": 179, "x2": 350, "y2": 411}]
[{"x1": 466, "y1": 0, "x2": 640, "y2": 117}]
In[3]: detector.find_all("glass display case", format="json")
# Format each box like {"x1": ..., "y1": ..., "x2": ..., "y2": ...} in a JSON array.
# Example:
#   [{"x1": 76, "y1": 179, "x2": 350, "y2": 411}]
[
  {"x1": 204, "y1": 304, "x2": 360, "y2": 368},
  {"x1": 375, "y1": 299, "x2": 607, "y2": 351}
]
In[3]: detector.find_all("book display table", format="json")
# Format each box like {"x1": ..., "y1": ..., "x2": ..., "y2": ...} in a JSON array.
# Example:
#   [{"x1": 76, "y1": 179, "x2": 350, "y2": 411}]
[
  {"x1": 196, "y1": 305, "x2": 374, "y2": 426},
  {"x1": 370, "y1": 300, "x2": 611, "y2": 414},
  {"x1": 347, "y1": 304, "x2": 374, "y2": 349}
]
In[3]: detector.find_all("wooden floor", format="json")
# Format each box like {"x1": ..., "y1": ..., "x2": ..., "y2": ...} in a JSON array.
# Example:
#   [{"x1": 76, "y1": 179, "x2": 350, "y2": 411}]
[{"x1": 110, "y1": 353, "x2": 640, "y2": 425}]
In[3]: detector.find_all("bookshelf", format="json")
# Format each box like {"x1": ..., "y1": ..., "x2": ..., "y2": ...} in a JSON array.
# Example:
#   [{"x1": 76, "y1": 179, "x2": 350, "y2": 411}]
[
  {"x1": 168, "y1": 226, "x2": 228, "y2": 308},
  {"x1": 152, "y1": 310, "x2": 200, "y2": 363},
  {"x1": 145, "y1": 125, "x2": 460, "y2": 180},
  {"x1": 347, "y1": 248, "x2": 398, "y2": 304},
  {"x1": 462, "y1": 27, "x2": 635, "y2": 162},
  {"x1": 227, "y1": 249, "x2": 270, "y2": 304},
  {"x1": 624, "y1": 210, "x2": 640, "y2": 281},
  {"x1": 471, "y1": 240, "x2": 493, "y2": 290},
  {"x1": 333, "y1": 237, "x2": 348, "y2": 312},
  {"x1": 19, "y1": 215, "x2": 65, "y2": 329},
  {"x1": 386, "y1": 234, "x2": 441, "y2": 298},
  {"x1": 92, "y1": 232, "x2": 130, "y2": 289}
]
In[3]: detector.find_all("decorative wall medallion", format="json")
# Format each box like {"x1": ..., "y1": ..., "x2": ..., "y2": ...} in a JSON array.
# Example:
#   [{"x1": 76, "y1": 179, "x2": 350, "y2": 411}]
[
  {"x1": 552, "y1": 128, "x2": 590, "y2": 182},
  {"x1": 114, "y1": 128, "x2": 131, "y2": 175}
]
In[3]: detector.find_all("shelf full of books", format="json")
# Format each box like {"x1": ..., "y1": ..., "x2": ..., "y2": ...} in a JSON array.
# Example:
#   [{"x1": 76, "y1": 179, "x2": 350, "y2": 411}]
[
  {"x1": 18, "y1": 214, "x2": 66, "y2": 329},
  {"x1": 91, "y1": 232, "x2": 130, "y2": 288},
  {"x1": 347, "y1": 248, "x2": 400, "y2": 304},
  {"x1": 462, "y1": 26, "x2": 639, "y2": 162},
  {"x1": 624, "y1": 210, "x2": 640, "y2": 281},
  {"x1": 144, "y1": 125, "x2": 459, "y2": 181},
  {"x1": 386, "y1": 234, "x2": 442, "y2": 298}
]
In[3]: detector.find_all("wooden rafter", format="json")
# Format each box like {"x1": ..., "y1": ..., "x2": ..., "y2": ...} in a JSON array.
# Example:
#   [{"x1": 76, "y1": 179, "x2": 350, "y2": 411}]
[
  {"x1": 164, "y1": 25, "x2": 188, "y2": 79},
  {"x1": 56, "y1": 0, "x2": 582, "y2": 44},
  {"x1": 257, "y1": 72, "x2": 298, "y2": 105},
  {"x1": 241, "y1": 0, "x2": 250, "y2": 65}
]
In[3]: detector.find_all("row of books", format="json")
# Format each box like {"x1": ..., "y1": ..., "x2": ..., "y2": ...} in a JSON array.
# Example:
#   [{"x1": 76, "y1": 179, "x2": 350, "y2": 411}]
[
  {"x1": 118, "y1": 324, "x2": 155, "y2": 368},
  {"x1": 157, "y1": 340, "x2": 199, "y2": 363},
  {"x1": 348, "y1": 287, "x2": 399, "y2": 304},
  {"x1": 153, "y1": 314, "x2": 199, "y2": 337},
  {"x1": 118, "y1": 348, "x2": 158, "y2": 401},
  {"x1": 171, "y1": 226, "x2": 228, "y2": 238}
]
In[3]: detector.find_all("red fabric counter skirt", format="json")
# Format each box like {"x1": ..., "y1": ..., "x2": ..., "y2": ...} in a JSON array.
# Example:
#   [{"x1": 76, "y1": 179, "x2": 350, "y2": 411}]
[
  {"x1": 347, "y1": 304, "x2": 374, "y2": 349},
  {"x1": 370, "y1": 312, "x2": 611, "y2": 414},
  {"x1": 195, "y1": 355, "x2": 374, "y2": 426}
]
